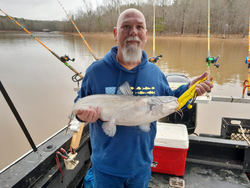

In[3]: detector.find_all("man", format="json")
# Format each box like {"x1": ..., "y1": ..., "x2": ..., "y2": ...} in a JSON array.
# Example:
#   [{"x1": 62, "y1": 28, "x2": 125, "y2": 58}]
[{"x1": 75, "y1": 8, "x2": 213, "y2": 188}]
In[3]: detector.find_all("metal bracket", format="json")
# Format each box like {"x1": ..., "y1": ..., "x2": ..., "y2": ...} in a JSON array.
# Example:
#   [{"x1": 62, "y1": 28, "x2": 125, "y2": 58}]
[{"x1": 151, "y1": 161, "x2": 158, "y2": 168}]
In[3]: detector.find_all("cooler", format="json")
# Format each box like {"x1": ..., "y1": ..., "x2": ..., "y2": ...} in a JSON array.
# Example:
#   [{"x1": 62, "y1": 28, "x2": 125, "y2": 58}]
[{"x1": 151, "y1": 122, "x2": 189, "y2": 176}]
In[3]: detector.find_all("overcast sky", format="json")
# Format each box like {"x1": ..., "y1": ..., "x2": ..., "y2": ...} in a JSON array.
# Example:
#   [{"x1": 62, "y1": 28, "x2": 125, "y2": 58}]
[{"x1": 0, "y1": 0, "x2": 91, "y2": 21}]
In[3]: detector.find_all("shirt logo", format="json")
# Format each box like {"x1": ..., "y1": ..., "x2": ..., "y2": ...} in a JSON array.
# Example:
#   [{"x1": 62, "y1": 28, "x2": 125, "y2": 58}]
[
  {"x1": 105, "y1": 86, "x2": 155, "y2": 96},
  {"x1": 105, "y1": 87, "x2": 123, "y2": 95}
]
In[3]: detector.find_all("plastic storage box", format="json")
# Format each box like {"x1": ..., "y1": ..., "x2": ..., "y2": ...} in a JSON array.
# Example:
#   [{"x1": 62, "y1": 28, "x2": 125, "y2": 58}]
[
  {"x1": 151, "y1": 122, "x2": 189, "y2": 176},
  {"x1": 221, "y1": 117, "x2": 250, "y2": 141}
]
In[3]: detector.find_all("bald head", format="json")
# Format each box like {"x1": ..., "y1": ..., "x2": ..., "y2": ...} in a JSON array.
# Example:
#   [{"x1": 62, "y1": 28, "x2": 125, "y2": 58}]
[
  {"x1": 117, "y1": 8, "x2": 146, "y2": 29},
  {"x1": 113, "y1": 8, "x2": 148, "y2": 67}
]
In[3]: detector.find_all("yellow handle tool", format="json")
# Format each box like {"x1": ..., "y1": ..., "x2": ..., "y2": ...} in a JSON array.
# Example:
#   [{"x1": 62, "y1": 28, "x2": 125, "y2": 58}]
[{"x1": 176, "y1": 78, "x2": 207, "y2": 111}]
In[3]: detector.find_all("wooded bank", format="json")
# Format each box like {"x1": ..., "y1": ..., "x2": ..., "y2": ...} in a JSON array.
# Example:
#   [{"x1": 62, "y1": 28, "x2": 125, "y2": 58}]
[{"x1": 0, "y1": 0, "x2": 250, "y2": 38}]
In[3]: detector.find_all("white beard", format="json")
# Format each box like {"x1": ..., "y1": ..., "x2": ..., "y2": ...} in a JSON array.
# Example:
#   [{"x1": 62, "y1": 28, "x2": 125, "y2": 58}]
[{"x1": 122, "y1": 36, "x2": 142, "y2": 63}]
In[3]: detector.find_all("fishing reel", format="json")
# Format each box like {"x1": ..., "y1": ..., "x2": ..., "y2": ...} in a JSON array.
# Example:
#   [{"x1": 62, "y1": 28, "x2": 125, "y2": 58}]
[
  {"x1": 245, "y1": 57, "x2": 250, "y2": 66},
  {"x1": 149, "y1": 54, "x2": 162, "y2": 63},
  {"x1": 206, "y1": 55, "x2": 220, "y2": 68},
  {"x1": 60, "y1": 54, "x2": 75, "y2": 62}
]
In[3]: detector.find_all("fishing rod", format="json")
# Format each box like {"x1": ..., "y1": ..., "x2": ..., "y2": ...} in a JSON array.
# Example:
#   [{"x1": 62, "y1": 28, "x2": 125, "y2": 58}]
[
  {"x1": 0, "y1": 9, "x2": 83, "y2": 83},
  {"x1": 57, "y1": 0, "x2": 98, "y2": 61},
  {"x1": 153, "y1": 0, "x2": 156, "y2": 57},
  {"x1": 243, "y1": 11, "x2": 250, "y2": 98},
  {"x1": 148, "y1": 1, "x2": 162, "y2": 64},
  {"x1": 206, "y1": 0, "x2": 220, "y2": 83}
]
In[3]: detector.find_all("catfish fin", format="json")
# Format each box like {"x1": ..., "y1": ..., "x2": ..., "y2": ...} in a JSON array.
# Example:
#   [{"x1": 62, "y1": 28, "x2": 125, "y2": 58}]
[
  {"x1": 139, "y1": 124, "x2": 151, "y2": 132},
  {"x1": 102, "y1": 117, "x2": 117, "y2": 137},
  {"x1": 148, "y1": 97, "x2": 163, "y2": 116},
  {"x1": 119, "y1": 81, "x2": 133, "y2": 96}
]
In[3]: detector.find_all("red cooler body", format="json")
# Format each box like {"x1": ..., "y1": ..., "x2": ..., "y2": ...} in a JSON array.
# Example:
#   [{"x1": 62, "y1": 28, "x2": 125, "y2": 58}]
[{"x1": 151, "y1": 123, "x2": 189, "y2": 176}]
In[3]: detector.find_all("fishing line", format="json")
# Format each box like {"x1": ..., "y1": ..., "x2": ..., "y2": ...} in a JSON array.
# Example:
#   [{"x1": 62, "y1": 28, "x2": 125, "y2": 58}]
[
  {"x1": 57, "y1": 0, "x2": 98, "y2": 61},
  {"x1": 209, "y1": 64, "x2": 217, "y2": 81},
  {"x1": 0, "y1": 9, "x2": 84, "y2": 83},
  {"x1": 190, "y1": 91, "x2": 198, "y2": 107},
  {"x1": 153, "y1": 0, "x2": 156, "y2": 57}
]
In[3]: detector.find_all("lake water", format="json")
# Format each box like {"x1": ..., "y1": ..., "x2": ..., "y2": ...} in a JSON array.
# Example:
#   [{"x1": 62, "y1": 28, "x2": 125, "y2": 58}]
[{"x1": 0, "y1": 31, "x2": 249, "y2": 170}]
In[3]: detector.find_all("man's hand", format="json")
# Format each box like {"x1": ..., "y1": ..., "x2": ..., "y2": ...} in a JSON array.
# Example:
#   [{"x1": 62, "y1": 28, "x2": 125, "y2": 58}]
[
  {"x1": 76, "y1": 106, "x2": 100, "y2": 123},
  {"x1": 189, "y1": 72, "x2": 213, "y2": 96}
]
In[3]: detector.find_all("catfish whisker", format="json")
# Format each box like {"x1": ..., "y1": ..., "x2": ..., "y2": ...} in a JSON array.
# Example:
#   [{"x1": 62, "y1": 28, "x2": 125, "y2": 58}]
[{"x1": 175, "y1": 109, "x2": 183, "y2": 119}]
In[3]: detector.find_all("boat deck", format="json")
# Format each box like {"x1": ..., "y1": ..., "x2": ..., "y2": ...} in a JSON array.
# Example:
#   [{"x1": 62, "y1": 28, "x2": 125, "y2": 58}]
[
  {"x1": 149, "y1": 162, "x2": 250, "y2": 188},
  {"x1": 1, "y1": 123, "x2": 250, "y2": 188}
]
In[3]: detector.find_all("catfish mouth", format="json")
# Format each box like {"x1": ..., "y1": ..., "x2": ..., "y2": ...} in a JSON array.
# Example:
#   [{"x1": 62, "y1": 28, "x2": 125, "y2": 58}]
[
  {"x1": 172, "y1": 100, "x2": 179, "y2": 110},
  {"x1": 161, "y1": 99, "x2": 179, "y2": 112},
  {"x1": 167, "y1": 100, "x2": 179, "y2": 111},
  {"x1": 174, "y1": 100, "x2": 180, "y2": 109}
]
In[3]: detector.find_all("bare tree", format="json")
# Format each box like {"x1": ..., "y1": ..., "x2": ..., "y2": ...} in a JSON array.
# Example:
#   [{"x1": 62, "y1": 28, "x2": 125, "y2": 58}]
[{"x1": 1, "y1": 0, "x2": 249, "y2": 37}]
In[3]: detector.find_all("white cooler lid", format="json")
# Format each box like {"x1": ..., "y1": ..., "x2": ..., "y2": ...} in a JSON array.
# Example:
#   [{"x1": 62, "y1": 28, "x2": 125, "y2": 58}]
[{"x1": 155, "y1": 122, "x2": 189, "y2": 149}]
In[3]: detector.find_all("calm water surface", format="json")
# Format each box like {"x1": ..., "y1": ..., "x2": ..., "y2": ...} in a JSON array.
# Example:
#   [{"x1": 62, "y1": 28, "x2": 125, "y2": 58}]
[{"x1": 0, "y1": 32, "x2": 249, "y2": 170}]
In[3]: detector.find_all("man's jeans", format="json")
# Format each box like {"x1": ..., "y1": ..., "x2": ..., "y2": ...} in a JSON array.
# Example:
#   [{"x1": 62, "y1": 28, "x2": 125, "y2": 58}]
[{"x1": 92, "y1": 165, "x2": 151, "y2": 188}]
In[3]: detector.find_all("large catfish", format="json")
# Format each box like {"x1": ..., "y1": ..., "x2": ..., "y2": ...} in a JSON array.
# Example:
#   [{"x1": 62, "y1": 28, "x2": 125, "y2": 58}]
[{"x1": 69, "y1": 82, "x2": 179, "y2": 137}]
